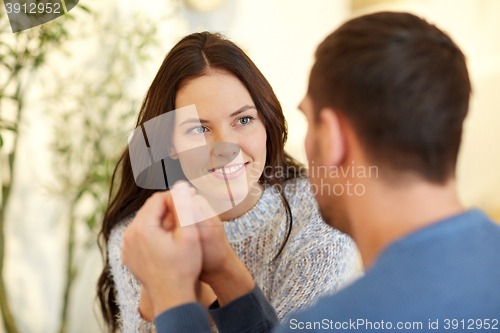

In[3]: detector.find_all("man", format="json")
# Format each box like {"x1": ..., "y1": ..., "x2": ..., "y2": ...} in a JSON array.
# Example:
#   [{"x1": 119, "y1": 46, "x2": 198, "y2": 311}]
[{"x1": 121, "y1": 12, "x2": 500, "y2": 333}]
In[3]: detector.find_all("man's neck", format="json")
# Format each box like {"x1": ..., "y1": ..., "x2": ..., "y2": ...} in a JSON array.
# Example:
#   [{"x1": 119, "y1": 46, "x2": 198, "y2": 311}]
[{"x1": 348, "y1": 176, "x2": 464, "y2": 269}]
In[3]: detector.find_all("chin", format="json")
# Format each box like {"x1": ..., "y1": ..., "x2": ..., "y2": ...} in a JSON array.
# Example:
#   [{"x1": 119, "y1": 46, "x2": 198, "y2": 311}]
[
  {"x1": 227, "y1": 189, "x2": 249, "y2": 204},
  {"x1": 197, "y1": 182, "x2": 248, "y2": 200},
  {"x1": 197, "y1": 186, "x2": 232, "y2": 200},
  {"x1": 314, "y1": 184, "x2": 351, "y2": 235},
  {"x1": 319, "y1": 201, "x2": 351, "y2": 236}
]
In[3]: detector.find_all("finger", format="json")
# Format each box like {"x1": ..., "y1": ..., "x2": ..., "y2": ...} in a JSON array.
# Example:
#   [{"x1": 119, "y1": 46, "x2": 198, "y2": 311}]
[
  {"x1": 173, "y1": 204, "x2": 202, "y2": 254},
  {"x1": 189, "y1": 186, "x2": 197, "y2": 196},
  {"x1": 161, "y1": 210, "x2": 176, "y2": 231},
  {"x1": 137, "y1": 191, "x2": 170, "y2": 228},
  {"x1": 171, "y1": 180, "x2": 196, "y2": 227},
  {"x1": 193, "y1": 195, "x2": 220, "y2": 228},
  {"x1": 161, "y1": 186, "x2": 197, "y2": 230},
  {"x1": 161, "y1": 191, "x2": 176, "y2": 230},
  {"x1": 175, "y1": 215, "x2": 201, "y2": 246},
  {"x1": 193, "y1": 195, "x2": 225, "y2": 245}
]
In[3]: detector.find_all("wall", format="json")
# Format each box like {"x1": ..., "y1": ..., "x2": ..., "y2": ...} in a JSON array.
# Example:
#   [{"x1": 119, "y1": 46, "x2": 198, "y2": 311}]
[{"x1": 2, "y1": 0, "x2": 498, "y2": 332}]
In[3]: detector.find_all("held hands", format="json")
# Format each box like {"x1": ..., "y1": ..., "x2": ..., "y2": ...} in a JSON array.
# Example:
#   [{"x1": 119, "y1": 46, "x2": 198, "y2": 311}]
[
  {"x1": 122, "y1": 182, "x2": 202, "y2": 317},
  {"x1": 193, "y1": 195, "x2": 256, "y2": 306},
  {"x1": 122, "y1": 181, "x2": 254, "y2": 319},
  {"x1": 139, "y1": 280, "x2": 216, "y2": 322}
]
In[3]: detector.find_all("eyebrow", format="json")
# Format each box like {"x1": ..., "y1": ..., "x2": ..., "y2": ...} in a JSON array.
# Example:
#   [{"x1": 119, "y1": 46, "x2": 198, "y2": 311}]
[
  {"x1": 230, "y1": 105, "x2": 256, "y2": 117},
  {"x1": 179, "y1": 105, "x2": 257, "y2": 126}
]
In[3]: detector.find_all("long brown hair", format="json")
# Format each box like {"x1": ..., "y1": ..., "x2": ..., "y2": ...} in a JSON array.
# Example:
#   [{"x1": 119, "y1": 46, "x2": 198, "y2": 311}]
[{"x1": 97, "y1": 32, "x2": 305, "y2": 332}]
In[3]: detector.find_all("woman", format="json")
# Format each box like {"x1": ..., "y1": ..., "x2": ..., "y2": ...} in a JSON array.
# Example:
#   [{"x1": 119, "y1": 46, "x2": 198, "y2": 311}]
[{"x1": 98, "y1": 32, "x2": 358, "y2": 333}]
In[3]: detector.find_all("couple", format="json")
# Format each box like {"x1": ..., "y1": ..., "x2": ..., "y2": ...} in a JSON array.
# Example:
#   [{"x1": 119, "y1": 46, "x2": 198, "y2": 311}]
[
  {"x1": 97, "y1": 8, "x2": 358, "y2": 333},
  {"x1": 102, "y1": 11, "x2": 500, "y2": 333}
]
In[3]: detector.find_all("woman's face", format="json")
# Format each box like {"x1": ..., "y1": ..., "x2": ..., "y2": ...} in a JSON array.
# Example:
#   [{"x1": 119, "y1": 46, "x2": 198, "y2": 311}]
[{"x1": 171, "y1": 71, "x2": 267, "y2": 208}]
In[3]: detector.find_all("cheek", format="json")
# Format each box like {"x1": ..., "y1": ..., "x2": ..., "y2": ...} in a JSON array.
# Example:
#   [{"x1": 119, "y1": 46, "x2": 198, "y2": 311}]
[
  {"x1": 242, "y1": 126, "x2": 267, "y2": 169},
  {"x1": 171, "y1": 131, "x2": 188, "y2": 155},
  {"x1": 305, "y1": 125, "x2": 316, "y2": 166},
  {"x1": 172, "y1": 130, "x2": 208, "y2": 157},
  {"x1": 256, "y1": 127, "x2": 267, "y2": 166}
]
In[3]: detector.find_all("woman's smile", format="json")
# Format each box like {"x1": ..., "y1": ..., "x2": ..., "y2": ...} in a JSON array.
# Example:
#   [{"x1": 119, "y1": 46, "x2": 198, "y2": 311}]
[
  {"x1": 173, "y1": 71, "x2": 267, "y2": 205},
  {"x1": 208, "y1": 161, "x2": 250, "y2": 180}
]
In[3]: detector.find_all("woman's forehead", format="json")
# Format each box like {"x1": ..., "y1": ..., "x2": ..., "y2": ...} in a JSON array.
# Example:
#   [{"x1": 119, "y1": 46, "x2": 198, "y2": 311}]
[{"x1": 175, "y1": 72, "x2": 254, "y2": 116}]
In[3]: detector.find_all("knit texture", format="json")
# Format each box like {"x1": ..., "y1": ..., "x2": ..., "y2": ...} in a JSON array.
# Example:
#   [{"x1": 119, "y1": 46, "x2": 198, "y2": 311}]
[{"x1": 108, "y1": 177, "x2": 358, "y2": 332}]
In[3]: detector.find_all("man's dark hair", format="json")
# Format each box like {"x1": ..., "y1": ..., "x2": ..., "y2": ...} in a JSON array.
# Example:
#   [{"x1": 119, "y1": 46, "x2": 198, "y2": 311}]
[{"x1": 308, "y1": 12, "x2": 471, "y2": 183}]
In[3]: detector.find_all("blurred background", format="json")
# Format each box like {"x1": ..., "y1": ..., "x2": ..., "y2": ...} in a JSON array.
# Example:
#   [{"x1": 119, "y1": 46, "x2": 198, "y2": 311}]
[{"x1": 0, "y1": 0, "x2": 498, "y2": 332}]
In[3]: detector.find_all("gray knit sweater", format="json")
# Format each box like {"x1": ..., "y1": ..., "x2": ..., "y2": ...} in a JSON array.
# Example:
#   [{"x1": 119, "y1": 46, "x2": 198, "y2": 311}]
[{"x1": 108, "y1": 177, "x2": 358, "y2": 332}]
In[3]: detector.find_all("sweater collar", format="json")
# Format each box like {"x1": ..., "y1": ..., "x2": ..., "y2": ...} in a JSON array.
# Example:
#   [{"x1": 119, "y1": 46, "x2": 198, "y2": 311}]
[{"x1": 222, "y1": 184, "x2": 283, "y2": 242}]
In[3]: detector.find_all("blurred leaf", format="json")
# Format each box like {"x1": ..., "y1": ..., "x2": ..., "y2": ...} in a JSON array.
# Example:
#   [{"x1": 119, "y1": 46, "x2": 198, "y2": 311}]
[
  {"x1": 78, "y1": 5, "x2": 92, "y2": 14},
  {"x1": 86, "y1": 213, "x2": 97, "y2": 230}
]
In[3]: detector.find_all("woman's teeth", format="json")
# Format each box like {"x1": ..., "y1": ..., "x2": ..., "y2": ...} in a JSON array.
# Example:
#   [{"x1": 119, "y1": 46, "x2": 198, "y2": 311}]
[{"x1": 213, "y1": 163, "x2": 244, "y2": 174}]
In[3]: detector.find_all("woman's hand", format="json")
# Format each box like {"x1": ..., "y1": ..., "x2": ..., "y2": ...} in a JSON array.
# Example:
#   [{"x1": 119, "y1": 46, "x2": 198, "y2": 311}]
[
  {"x1": 191, "y1": 195, "x2": 256, "y2": 306},
  {"x1": 139, "y1": 281, "x2": 216, "y2": 323},
  {"x1": 122, "y1": 184, "x2": 203, "y2": 317},
  {"x1": 139, "y1": 286, "x2": 155, "y2": 322},
  {"x1": 196, "y1": 280, "x2": 217, "y2": 307},
  {"x1": 195, "y1": 280, "x2": 217, "y2": 327}
]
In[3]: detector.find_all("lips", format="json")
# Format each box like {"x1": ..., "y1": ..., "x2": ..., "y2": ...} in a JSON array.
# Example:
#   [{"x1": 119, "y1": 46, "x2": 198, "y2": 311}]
[
  {"x1": 209, "y1": 161, "x2": 249, "y2": 174},
  {"x1": 207, "y1": 161, "x2": 249, "y2": 180}
]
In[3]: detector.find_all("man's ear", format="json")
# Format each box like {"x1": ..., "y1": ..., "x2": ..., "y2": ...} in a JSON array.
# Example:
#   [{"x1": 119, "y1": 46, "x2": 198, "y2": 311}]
[{"x1": 319, "y1": 108, "x2": 346, "y2": 167}]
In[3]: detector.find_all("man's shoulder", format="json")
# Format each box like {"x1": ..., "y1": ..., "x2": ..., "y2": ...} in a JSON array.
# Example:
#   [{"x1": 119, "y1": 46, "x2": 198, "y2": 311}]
[
  {"x1": 283, "y1": 252, "x2": 500, "y2": 331},
  {"x1": 283, "y1": 275, "x2": 397, "y2": 329},
  {"x1": 282, "y1": 210, "x2": 500, "y2": 329},
  {"x1": 390, "y1": 209, "x2": 500, "y2": 268}
]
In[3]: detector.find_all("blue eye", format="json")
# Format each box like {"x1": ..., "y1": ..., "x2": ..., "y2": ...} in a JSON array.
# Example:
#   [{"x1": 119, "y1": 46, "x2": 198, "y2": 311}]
[
  {"x1": 238, "y1": 116, "x2": 253, "y2": 125},
  {"x1": 188, "y1": 126, "x2": 208, "y2": 134}
]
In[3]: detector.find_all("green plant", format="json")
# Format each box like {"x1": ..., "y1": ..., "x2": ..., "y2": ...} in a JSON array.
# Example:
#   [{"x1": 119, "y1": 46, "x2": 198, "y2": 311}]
[
  {"x1": 44, "y1": 13, "x2": 160, "y2": 333},
  {"x1": 0, "y1": 5, "x2": 89, "y2": 332}
]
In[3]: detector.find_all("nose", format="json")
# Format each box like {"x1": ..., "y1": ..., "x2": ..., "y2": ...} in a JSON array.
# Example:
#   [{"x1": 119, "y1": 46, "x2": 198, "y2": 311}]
[
  {"x1": 209, "y1": 129, "x2": 238, "y2": 157},
  {"x1": 210, "y1": 141, "x2": 239, "y2": 160}
]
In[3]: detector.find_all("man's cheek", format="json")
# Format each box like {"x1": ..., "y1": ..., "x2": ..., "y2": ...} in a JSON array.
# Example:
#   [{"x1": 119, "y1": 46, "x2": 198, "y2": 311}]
[
  {"x1": 305, "y1": 128, "x2": 318, "y2": 166},
  {"x1": 305, "y1": 130, "x2": 313, "y2": 163}
]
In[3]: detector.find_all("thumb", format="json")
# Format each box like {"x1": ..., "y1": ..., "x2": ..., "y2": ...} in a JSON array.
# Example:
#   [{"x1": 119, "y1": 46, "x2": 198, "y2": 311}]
[
  {"x1": 193, "y1": 195, "x2": 225, "y2": 246},
  {"x1": 193, "y1": 194, "x2": 220, "y2": 227},
  {"x1": 161, "y1": 187, "x2": 197, "y2": 230},
  {"x1": 161, "y1": 191, "x2": 176, "y2": 230},
  {"x1": 171, "y1": 181, "x2": 196, "y2": 227}
]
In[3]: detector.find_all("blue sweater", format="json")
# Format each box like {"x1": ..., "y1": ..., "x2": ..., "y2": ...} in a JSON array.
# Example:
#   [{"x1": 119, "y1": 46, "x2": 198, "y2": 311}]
[{"x1": 155, "y1": 209, "x2": 500, "y2": 332}]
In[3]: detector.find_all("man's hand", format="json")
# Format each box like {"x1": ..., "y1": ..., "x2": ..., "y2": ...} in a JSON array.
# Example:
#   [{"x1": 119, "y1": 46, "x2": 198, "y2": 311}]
[
  {"x1": 139, "y1": 286, "x2": 155, "y2": 322},
  {"x1": 139, "y1": 281, "x2": 216, "y2": 323},
  {"x1": 191, "y1": 194, "x2": 256, "y2": 306},
  {"x1": 122, "y1": 182, "x2": 202, "y2": 317}
]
